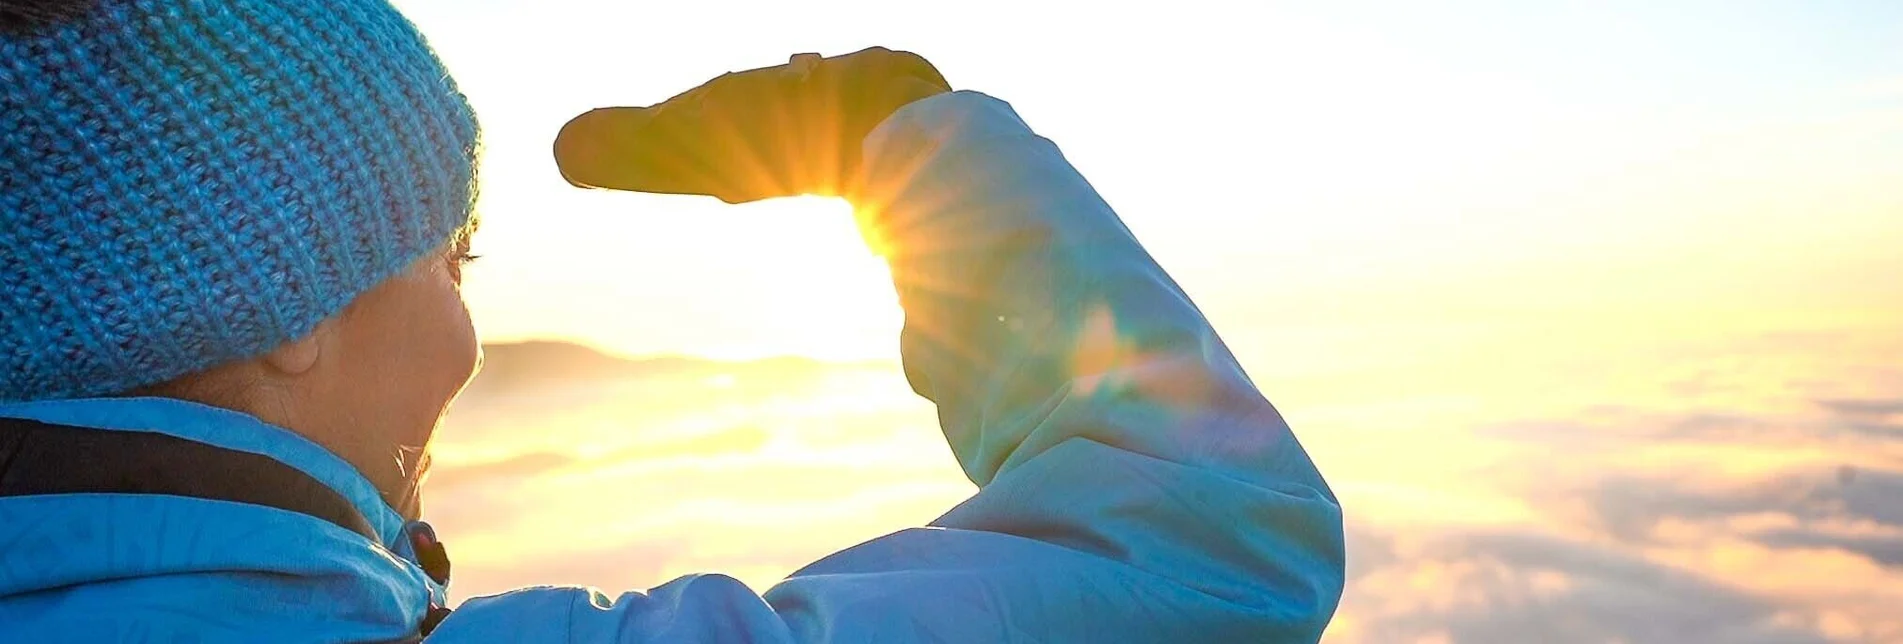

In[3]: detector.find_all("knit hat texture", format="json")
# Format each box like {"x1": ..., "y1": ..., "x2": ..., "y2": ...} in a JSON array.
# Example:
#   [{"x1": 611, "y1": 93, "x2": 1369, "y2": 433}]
[{"x1": 1, "y1": 0, "x2": 480, "y2": 402}]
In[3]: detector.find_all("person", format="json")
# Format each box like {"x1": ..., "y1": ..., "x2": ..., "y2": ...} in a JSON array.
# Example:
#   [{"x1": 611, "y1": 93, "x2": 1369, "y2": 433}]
[{"x1": 0, "y1": 0, "x2": 1345, "y2": 641}]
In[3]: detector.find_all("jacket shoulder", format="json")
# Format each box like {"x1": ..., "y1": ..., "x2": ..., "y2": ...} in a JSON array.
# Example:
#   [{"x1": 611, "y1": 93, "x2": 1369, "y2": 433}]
[{"x1": 429, "y1": 575, "x2": 793, "y2": 643}]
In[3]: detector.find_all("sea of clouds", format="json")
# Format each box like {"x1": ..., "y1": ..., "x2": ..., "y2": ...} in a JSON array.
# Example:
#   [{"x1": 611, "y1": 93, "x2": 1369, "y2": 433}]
[{"x1": 426, "y1": 324, "x2": 1900, "y2": 643}]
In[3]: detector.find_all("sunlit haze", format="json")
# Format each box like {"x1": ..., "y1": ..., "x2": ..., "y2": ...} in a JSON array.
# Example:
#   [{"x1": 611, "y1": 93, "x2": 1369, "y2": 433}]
[{"x1": 392, "y1": 1, "x2": 1902, "y2": 641}]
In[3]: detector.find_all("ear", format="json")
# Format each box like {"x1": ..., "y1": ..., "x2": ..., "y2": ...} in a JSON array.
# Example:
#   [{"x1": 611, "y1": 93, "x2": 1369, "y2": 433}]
[{"x1": 261, "y1": 317, "x2": 336, "y2": 376}]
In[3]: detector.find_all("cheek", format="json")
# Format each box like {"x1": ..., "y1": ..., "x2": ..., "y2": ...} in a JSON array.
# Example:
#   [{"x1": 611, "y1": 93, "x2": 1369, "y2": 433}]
[
  {"x1": 447, "y1": 301, "x2": 480, "y2": 390},
  {"x1": 358, "y1": 266, "x2": 480, "y2": 410},
  {"x1": 425, "y1": 278, "x2": 481, "y2": 396}
]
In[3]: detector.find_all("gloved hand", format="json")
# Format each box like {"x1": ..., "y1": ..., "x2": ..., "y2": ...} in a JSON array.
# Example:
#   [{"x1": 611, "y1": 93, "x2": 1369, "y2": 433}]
[{"x1": 553, "y1": 47, "x2": 951, "y2": 204}]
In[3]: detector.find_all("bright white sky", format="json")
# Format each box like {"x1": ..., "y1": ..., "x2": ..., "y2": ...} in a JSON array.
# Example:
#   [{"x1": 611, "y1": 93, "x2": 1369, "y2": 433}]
[{"x1": 391, "y1": 0, "x2": 1903, "y2": 361}]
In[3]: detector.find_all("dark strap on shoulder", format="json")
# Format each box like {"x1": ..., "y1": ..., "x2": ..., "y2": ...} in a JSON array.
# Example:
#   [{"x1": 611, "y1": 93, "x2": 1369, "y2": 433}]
[{"x1": 0, "y1": 416, "x2": 378, "y2": 541}]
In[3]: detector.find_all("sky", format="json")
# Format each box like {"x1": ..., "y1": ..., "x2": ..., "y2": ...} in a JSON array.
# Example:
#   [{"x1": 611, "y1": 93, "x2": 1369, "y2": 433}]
[
  {"x1": 386, "y1": 1, "x2": 1903, "y2": 641},
  {"x1": 392, "y1": 0, "x2": 1903, "y2": 361}
]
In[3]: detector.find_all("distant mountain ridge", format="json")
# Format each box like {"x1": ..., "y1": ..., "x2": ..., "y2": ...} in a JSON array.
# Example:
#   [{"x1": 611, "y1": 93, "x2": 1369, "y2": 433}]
[
  {"x1": 469, "y1": 340, "x2": 889, "y2": 391},
  {"x1": 478, "y1": 341, "x2": 697, "y2": 381}
]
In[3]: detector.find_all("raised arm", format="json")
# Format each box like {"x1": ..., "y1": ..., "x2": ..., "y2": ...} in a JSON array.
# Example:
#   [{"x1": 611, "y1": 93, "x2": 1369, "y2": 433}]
[
  {"x1": 758, "y1": 90, "x2": 1344, "y2": 641},
  {"x1": 432, "y1": 53, "x2": 1342, "y2": 643}
]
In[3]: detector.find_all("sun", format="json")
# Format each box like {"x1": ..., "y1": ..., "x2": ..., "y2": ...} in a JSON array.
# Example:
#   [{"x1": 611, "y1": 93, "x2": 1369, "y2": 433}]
[{"x1": 708, "y1": 195, "x2": 904, "y2": 361}]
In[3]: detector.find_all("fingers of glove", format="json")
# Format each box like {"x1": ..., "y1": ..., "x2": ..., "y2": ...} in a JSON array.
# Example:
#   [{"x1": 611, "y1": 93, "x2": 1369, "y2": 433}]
[
  {"x1": 553, "y1": 106, "x2": 731, "y2": 198},
  {"x1": 553, "y1": 48, "x2": 948, "y2": 203},
  {"x1": 690, "y1": 68, "x2": 790, "y2": 202},
  {"x1": 554, "y1": 107, "x2": 658, "y2": 192},
  {"x1": 555, "y1": 71, "x2": 788, "y2": 202}
]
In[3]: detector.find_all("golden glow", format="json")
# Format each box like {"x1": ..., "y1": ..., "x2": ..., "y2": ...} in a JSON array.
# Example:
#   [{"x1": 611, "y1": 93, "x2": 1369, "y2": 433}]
[{"x1": 392, "y1": 0, "x2": 1903, "y2": 638}]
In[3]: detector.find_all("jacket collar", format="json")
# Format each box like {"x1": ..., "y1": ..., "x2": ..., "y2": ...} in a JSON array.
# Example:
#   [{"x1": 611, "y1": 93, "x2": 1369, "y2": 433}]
[
  {"x1": 0, "y1": 396, "x2": 452, "y2": 639},
  {"x1": 0, "y1": 396, "x2": 410, "y2": 552}
]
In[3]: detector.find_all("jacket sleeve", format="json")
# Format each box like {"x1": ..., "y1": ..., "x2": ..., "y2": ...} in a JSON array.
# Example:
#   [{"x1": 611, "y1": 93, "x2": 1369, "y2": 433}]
[{"x1": 428, "y1": 91, "x2": 1344, "y2": 643}]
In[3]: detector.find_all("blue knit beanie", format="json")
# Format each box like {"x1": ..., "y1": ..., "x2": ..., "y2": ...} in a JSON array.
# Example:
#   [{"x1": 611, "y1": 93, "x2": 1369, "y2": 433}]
[{"x1": 0, "y1": 0, "x2": 480, "y2": 402}]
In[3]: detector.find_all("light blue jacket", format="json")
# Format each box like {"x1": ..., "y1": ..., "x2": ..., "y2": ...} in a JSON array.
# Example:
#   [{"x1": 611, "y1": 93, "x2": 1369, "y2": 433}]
[{"x1": 0, "y1": 92, "x2": 1343, "y2": 642}]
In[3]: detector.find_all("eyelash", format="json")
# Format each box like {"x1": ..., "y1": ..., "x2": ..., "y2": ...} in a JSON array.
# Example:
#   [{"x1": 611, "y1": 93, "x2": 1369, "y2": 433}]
[{"x1": 451, "y1": 252, "x2": 483, "y2": 266}]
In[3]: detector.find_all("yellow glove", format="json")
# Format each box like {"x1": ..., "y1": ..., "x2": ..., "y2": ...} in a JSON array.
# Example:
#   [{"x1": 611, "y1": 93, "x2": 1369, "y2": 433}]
[{"x1": 553, "y1": 47, "x2": 950, "y2": 204}]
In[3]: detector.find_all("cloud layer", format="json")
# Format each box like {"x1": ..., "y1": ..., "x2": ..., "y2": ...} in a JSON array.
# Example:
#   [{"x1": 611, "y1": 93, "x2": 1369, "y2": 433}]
[{"x1": 427, "y1": 333, "x2": 1902, "y2": 643}]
